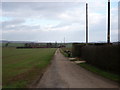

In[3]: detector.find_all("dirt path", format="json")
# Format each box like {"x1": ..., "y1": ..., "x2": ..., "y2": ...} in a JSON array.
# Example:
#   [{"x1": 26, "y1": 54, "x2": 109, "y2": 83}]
[{"x1": 36, "y1": 49, "x2": 119, "y2": 88}]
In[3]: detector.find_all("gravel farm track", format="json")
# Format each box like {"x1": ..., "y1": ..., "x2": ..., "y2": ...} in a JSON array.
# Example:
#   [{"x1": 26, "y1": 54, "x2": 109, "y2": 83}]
[{"x1": 36, "y1": 49, "x2": 119, "y2": 88}]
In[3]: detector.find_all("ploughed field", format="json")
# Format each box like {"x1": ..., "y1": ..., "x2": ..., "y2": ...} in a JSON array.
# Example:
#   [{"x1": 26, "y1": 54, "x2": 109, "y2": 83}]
[{"x1": 2, "y1": 47, "x2": 56, "y2": 88}]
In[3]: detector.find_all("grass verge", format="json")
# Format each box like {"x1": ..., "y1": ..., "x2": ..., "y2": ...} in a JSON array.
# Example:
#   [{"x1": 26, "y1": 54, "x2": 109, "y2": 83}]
[
  {"x1": 78, "y1": 63, "x2": 120, "y2": 83},
  {"x1": 59, "y1": 48, "x2": 68, "y2": 57}
]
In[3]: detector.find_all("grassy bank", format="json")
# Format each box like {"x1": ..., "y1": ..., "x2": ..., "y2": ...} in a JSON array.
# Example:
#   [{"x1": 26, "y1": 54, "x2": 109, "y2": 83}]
[
  {"x1": 59, "y1": 48, "x2": 68, "y2": 57},
  {"x1": 2, "y1": 47, "x2": 56, "y2": 88},
  {"x1": 79, "y1": 63, "x2": 119, "y2": 82}
]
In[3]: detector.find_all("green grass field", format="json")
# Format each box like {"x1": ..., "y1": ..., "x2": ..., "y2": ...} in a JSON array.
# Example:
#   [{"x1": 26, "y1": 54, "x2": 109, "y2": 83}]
[{"x1": 2, "y1": 47, "x2": 56, "y2": 88}]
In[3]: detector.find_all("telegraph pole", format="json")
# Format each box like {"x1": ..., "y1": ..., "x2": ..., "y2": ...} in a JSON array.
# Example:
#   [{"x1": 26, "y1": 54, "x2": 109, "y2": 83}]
[
  {"x1": 86, "y1": 3, "x2": 88, "y2": 45},
  {"x1": 107, "y1": 0, "x2": 110, "y2": 44},
  {"x1": 64, "y1": 37, "x2": 65, "y2": 45}
]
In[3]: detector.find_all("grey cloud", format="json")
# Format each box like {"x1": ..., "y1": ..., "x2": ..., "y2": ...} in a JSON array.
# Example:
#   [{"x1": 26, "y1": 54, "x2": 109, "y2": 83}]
[
  {"x1": 1, "y1": 2, "x2": 118, "y2": 42},
  {"x1": 2, "y1": 28, "x2": 85, "y2": 42},
  {"x1": 2, "y1": 2, "x2": 84, "y2": 19},
  {"x1": 2, "y1": 19, "x2": 25, "y2": 25},
  {"x1": 2, "y1": 2, "x2": 85, "y2": 31},
  {"x1": 2, "y1": 19, "x2": 25, "y2": 30},
  {"x1": 2, "y1": 2, "x2": 82, "y2": 11},
  {"x1": 3, "y1": 24, "x2": 41, "y2": 31},
  {"x1": 2, "y1": 19, "x2": 41, "y2": 31}
]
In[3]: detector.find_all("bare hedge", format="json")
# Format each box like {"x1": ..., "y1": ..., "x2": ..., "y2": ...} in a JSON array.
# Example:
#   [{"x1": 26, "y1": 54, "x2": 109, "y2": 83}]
[
  {"x1": 72, "y1": 43, "x2": 119, "y2": 74},
  {"x1": 72, "y1": 43, "x2": 85, "y2": 57}
]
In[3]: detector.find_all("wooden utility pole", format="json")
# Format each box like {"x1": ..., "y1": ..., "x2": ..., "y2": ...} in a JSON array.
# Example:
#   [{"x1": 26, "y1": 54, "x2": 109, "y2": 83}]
[
  {"x1": 107, "y1": 0, "x2": 110, "y2": 44},
  {"x1": 86, "y1": 3, "x2": 88, "y2": 45}
]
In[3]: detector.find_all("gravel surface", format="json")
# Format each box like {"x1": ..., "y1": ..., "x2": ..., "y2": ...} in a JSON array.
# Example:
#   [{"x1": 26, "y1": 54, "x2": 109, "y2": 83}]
[{"x1": 36, "y1": 49, "x2": 119, "y2": 88}]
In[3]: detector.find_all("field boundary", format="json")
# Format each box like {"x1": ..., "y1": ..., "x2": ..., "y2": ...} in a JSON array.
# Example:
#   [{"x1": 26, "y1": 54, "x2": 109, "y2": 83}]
[{"x1": 28, "y1": 50, "x2": 57, "y2": 88}]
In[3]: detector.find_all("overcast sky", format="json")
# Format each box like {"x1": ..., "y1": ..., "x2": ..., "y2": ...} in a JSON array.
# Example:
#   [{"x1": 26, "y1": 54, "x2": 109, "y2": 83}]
[{"x1": 0, "y1": 0, "x2": 119, "y2": 43}]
